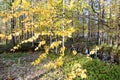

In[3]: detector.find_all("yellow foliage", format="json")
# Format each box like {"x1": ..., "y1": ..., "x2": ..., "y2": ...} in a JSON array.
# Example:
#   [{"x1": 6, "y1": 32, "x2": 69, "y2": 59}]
[
  {"x1": 22, "y1": 17, "x2": 31, "y2": 22},
  {"x1": 44, "y1": 62, "x2": 56, "y2": 69},
  {"x1": 44, "y1": 46, "x2": 49, "y2": 54},
  {"x1": 69, "y1": 0, "x2": 74, "y2": 9},
  {"x1": 89, "y1": 46, "x2": 101, "y2": 55},
  {"x1": 0, "y1": 34, "x2": 11, "y2": 40},
  {"x1": 55, "y1": 27, "x2": 75, "y2": 38},
  {"x1": 12, "y1": 0, "x2": 21, "y2": 9},
  {"x1": 66, "y1": 20, "x2": 72, "y2": 24},
  {"x1": 55, "y1": 57, "x2": 63, "y2": 67},
  {"x1": 35, "y1": 41, "x2": 46, "y2": 51},
  {"x1": 72, "y1": 50, "x2": 77, "y2": 55},
  {"x1": 47, "y1": 0, "x2": 54, "y2": 9},
  {"x1": 50, "y1": 41, "x2": 62, "y2": 49},
  {"x1": 0, "y1": 34, "x2": 5, "y2": 39},
  {"x1": 22, "y1": 0, "x2": 30, "y2": 9},
  {"x1": 13, "y1": 46, "x2": 18, "y2": 50},
  {"x1": 31, "y1": 53, "x2": 47, "y2": 66},
  {"x1": 13, "y1": 32, "x2": 20, "y2": 36},
  {"x1": 81, "y1": 71, "x2": 87, "y2": 79},
  {"x1": 60, "y1": 47, "x2": 66, "y2": 56},
  {"x1": 2, "y1": 14, "x2": 12, "y2": 23},
  {"x1": 66, "y1": 63, "x2": 87, "y2": 80},
  {"x1": 43, "y1": 56, "x2": 63, "y2": 70},
  {"x1": 90, "y1": 50, "x2": 95, "y2": 55}
]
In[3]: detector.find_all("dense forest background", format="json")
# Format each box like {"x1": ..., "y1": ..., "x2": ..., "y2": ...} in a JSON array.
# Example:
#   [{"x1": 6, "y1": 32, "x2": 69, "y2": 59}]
[
  {"x1": 0, "y1": 0, "x2": 120, "y2": 80},
  {"x1": 0, "y1": 0, "x2": 119, "y2": 51}
]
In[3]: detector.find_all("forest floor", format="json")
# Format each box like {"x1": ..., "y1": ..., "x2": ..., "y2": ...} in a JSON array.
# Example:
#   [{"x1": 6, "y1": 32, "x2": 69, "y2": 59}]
[
  {"x1": 0, "y1": 52, "x2": 120, "y2": 80},
  {"x1": 0, "y1": 52, "x2": 51, "y2": 80}
]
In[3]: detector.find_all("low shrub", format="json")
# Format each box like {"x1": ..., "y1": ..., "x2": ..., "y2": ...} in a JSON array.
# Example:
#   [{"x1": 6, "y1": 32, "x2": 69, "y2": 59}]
[{"x1": 61, "y1": 54, "x2": 120, "y2": 80}]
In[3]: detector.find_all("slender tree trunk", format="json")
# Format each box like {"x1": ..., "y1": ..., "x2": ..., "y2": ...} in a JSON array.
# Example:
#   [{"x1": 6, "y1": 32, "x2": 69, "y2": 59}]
[
  {"x1": 4, "y1": 0, "x2": 8, "y2": 45},
  {"x1": 82, "y1": 13, "x2": 84, "y2": 38},
  {"x1": 55, "y1": 37, "x2": 58, "y2": 54},
  {"x1": 97, "y1": 13, "x2": 100, "y2": 45},
  {"x1": 101, "y1": 4, "x2": 105, "y2": 44},
  {"x1": 71, "y1": 12, "x2": 75, "y2": 43},
  {"x1": 5, "y1": 22, "x2": 8, "y2": 45},
  {"x1": 11, "y1": 18, "x2": 16, "y2": 46},
  {"x1": 117, "y1": 1, "x2": 120, "y2": 46},
  {"x1": 31, "y1": 0, "x2": 34, "y2": 48},
  {"x1": 19, "y1": 15, "x2": 24, "y2": 41},
  {"x1": 10, "y1": 0, "x2": 16, "y2": 46},
  {"x1": 62, "y1": 0, "x2": 65, "y2": 48},
  {"x1": 86, "y1": 11, "x2": 90, "y2": 52}
]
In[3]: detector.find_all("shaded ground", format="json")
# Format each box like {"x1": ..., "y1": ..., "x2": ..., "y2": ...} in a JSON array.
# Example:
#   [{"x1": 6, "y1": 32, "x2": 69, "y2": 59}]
[{"x1": 0, "y1": 52, "x2": 48, "y2": 80}]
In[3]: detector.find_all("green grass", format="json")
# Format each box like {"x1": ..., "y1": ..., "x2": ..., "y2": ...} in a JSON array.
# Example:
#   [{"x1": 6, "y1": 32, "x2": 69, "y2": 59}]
[
  {"x1": 83, "y1": 60, "x2": 120, "y2": 80},
  {"x1": 0, "y1": 52, "x2": 26, "y2": 61},
  {"x1": 47, "y1": 53, "x2": 120, "y2": 80}
]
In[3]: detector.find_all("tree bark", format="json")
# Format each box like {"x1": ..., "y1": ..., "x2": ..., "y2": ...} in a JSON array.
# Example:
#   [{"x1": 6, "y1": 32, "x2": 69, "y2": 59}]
[{"x1": 10, "y1": 0, "x2": 16, "y2": 46}]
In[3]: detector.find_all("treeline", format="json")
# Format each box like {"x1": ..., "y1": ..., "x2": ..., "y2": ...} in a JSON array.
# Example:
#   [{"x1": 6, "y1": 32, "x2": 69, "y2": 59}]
[{"x1": 0, "y1": 0, "x2": 119, "y2": 53}]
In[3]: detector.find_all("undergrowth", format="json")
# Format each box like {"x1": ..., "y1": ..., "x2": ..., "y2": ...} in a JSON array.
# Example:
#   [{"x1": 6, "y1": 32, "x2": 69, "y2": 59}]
[{"x1": 47, "y1": 53, "x2": 120, "y2": 80}]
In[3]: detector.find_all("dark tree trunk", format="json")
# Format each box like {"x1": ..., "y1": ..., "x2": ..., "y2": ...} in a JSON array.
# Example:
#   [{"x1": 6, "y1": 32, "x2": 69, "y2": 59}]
[
  {"x1": 19, "y1": 15, "x2": 24, "y2": 41},
  {"x1": 11, "y1": 17, "x2": 16, "y2": 46},
  {"x1": 10, "y1": 0, "x2": 16, "y2": 46},
  {"x1": 82, "y1": 13, "x2": 84, "y2": 38},
  {"x1": 97, "y1": 13, "x2": 100, "y2": 45}
]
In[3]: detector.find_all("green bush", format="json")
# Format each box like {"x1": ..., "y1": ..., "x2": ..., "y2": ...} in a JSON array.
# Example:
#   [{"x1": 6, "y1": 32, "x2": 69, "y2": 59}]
[
  {"x1": 61, "y1": 54, "x2": 120, "y2": 80},
  {"x1": 0, "y1": 43, "x2": 13, "y2": 53},
  {"x1": 19, "y1": 42, "x2": 33, "y2": 52},
  {"x1": 83, "y1": 59, "x2": 120, "y2": 80}
]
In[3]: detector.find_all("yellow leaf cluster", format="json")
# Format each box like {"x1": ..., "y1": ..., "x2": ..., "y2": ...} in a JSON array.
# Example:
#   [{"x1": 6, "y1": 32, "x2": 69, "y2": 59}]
[
  {"x1": 41, "y1": 31, "x2": 52, "y2": 36},
  {"x1": 55, "y1": 57, "x2": 63, "y2": 67},
  {"x1": 2, "y1": 14, "x2": 12, "y2": 23},
  {"x1": 55, "y1": 27, "x2": 75, "y2": 38},
  {"x1": 44, "y1": 46, "x2": 49, "y2": 54},
  {"x1": 22, "y1": 17, "x2": 31, "y2": 23},
  {"x1": 0, "y1": 34, "x2": 12, "y2": 40},
  {"x1": 7, "y1": 35, "x2": 12, "y2": 40},
  {"x1": 60, "y1": 47, "x2": 66, "y2": 56},
  {"x1": 47, "y1": 0, "x2": 54, "y2": 9},
  {"x1": 43, "y1": 56, "x2": 63, "y2": 70},
  {"x1": 90, "y1": 46, "x2": 101, "y2": 55},
  {"x1": 50, "y1": 41, "x2": 62, "y2": 49},
  {"x1": 12, "y1": 0, "x2": 21, "y2": 9},
  {"x1": 13, "y1": 32, "x2": 20, "y2": 36},
  {"x1": 31, "y1": 53, "x2": 47, "y2": 66},
  {"x1": 35, "y1": 41, "x2": 46, "y2": 51},
  {"x1": 69, "y1": 0, "x2": 75, "y2": 10},
  {"x1": 72, "y1": 50, "x2": 77, "y2": 55},
  {"x1": 13, "y1": 11, "x2": 26, "y2": 18},
  {"x1": 22, "y1": 0, "x2": 30, "y2": 9},
  {"x1": 66, "y1": 63, "x2": 87, "y2": 80},
  {"x1": 44, "y1": 62, "x2": 56, "y2": 69},
  {"x1": 66, "y1": 20, "x2": 72, "y2": 24},
  {"x1": 11, "y1": 33, "x2": 40, "y2": 52},
  {"x1": 0, "y1": 34, "x2": 5, "y2": 39},
  {"x1": 11, "y1": 44, "x2": 20, "y2": 52}
]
